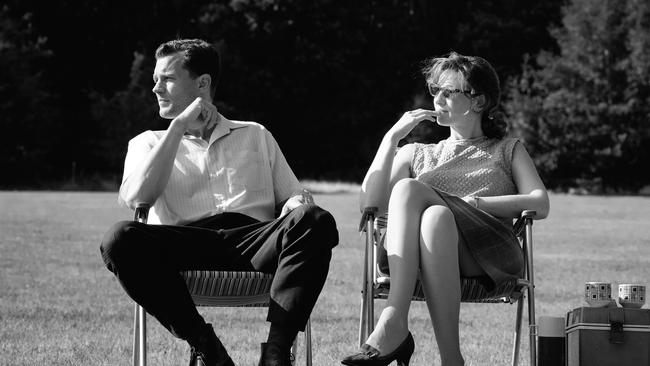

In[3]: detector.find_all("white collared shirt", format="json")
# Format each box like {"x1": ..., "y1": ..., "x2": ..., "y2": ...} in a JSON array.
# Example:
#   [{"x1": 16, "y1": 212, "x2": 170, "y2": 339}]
[{"x1": 121, "y1": 116, "x2": 302, "y2": 225}]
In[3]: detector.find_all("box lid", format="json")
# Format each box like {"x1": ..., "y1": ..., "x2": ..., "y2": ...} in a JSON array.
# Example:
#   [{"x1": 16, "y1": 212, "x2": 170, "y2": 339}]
[{"x1": 566, "y1": 307, "x2": 650, "y2": 334}]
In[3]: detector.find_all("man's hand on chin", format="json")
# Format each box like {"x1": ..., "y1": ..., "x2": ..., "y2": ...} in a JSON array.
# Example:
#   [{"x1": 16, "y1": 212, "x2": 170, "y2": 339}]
[{"x1": 173, "y1": 97, "x2": 219, "y2": 137}]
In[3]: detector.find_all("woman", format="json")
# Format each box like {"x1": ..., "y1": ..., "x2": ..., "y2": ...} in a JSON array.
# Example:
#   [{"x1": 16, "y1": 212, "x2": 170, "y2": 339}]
[{"x1": 341, "y1": 52, "x2": 549, "y2": 366}]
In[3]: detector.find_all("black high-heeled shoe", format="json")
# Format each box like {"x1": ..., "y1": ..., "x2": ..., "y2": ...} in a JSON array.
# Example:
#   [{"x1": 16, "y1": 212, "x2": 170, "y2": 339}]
[{"x1": 341, "y1": 332, "x2": 414, "y2": 366}]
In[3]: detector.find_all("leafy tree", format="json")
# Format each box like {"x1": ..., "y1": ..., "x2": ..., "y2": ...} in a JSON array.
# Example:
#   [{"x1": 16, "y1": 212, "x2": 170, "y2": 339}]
[
  {"x1": 454, "y1": 0, "x2": 564, "y2": 81},
  {"x1": 196, "y1": 0, "x2": 438, "y2": 180},
  {"x1": 2, "y1": 0, "x2": 573, "y2": 187},
  {"x1": 89, "y1": 51, "x2": 163, "y2": 181},
  {"x1": 505, "y1": 0, "x2": 650, "y2": 192},
  {"x1": 0, "y1": 5, "x2": 62, "y2": 187}
]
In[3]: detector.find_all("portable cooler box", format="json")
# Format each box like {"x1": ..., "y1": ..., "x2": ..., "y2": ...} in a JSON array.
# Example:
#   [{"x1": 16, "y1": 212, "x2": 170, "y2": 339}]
[{"x1": 565, "y1": 307, "x2": 650, "y2": 366}]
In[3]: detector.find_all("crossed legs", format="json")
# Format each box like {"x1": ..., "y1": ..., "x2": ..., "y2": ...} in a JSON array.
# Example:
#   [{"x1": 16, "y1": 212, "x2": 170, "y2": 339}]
[
  {"x1": 100, "y1": 205, "x2": 338, "y2": 356},
  {"x1": 364, "y1": 179, "x2": 484, "y2": 366}
]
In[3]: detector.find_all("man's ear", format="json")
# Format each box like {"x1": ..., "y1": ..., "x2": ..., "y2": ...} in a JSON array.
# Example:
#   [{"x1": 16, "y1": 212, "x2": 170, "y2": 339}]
[{"x1": 197, "y1": 74, "x2": 212, "y2": 93}]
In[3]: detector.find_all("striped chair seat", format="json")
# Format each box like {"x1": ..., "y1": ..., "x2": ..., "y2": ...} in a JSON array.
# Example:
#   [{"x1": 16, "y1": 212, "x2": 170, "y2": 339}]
[
  {"x1": 181, "y1": 270, "x2": 273, "y2": 307},
  {"x1": 374, "y1": 276, "x2": 528, "y2": 303},
  {"x1": 371, "y1": 213, "x2": 528, "y2": 304}
]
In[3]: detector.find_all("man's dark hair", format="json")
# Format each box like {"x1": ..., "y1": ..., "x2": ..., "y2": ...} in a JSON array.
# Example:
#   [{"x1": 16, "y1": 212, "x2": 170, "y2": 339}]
[{"x1": 155, "y1": 39, "x2": 221, "y2": 98}]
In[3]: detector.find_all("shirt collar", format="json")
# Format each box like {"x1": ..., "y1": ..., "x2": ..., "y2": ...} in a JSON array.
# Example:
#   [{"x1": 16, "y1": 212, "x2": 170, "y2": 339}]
[{"x1": 207, "y1": 114, "x2": 248, "y2": 146}]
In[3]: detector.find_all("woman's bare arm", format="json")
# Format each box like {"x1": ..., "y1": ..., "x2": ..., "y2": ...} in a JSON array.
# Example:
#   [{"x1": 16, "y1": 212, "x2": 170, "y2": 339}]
[{"x1": 468, "y1": 142, "x2": 550, "y2": 219}]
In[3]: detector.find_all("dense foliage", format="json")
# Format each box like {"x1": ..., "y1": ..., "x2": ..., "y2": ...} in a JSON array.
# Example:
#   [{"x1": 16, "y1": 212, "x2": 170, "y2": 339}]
[
  {"x1": 505, "y1": 0, "x2": 650, "y2": 192},
  {"x1": 3, "y1": 0, "x2": 648, "y2": 192},
  {"x1": 0, "y1": 6, "x2": 60, "y2": 186}
]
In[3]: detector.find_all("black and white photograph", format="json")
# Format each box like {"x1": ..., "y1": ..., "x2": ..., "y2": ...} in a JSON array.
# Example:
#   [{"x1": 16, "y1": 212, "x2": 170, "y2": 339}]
[{"x1": 1, "y1": 1, "x2": 649, "y2": 365}]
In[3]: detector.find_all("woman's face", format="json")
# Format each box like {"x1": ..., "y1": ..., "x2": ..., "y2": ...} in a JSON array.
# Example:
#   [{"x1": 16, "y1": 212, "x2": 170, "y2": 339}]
[{"x1": 430, "y1": 70, "x2": 477, "y2": 127}]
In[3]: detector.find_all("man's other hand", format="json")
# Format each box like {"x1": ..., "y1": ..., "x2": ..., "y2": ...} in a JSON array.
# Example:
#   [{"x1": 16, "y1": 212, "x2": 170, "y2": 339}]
[{"x1": 279, "y1": 191, "x2": 314, "y2": 217}]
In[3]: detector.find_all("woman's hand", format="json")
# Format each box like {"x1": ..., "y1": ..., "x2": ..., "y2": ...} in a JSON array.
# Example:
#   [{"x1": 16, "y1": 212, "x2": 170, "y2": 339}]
[
  {"x1": 386, "y1": 109, "x2": 441, "y2": 144},
  {"x1": 462, "y1": 196, "x2": 479, "y2": 209}
]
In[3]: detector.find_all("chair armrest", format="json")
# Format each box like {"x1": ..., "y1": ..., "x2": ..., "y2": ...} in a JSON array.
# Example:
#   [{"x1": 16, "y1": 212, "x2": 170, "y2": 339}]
[
  {"x1": 358, "y1": 207, "x2": 378, "y2": 232},
  {"x1": 513, "y1": 210, "x2": 536, "y2": 237},
  {"x1": 133, "y1": 203, "x2": 151, "y2": 224}
]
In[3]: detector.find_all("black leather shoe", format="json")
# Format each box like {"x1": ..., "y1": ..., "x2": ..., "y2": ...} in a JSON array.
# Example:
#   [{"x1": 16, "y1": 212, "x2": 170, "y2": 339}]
[
  {"x1": 189, "y1": 323, "x2": 235, "y2": 366},
  {"x1": 341, "y1": 332, "x2": 414, "y2": 366},
  {"x1": 257, "y1": 342, "x2": 294, "y2": 366}
]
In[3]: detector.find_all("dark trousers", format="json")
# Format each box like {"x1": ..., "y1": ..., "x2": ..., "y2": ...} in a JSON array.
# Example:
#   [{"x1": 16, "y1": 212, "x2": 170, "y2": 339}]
[{"x1": 100, "y1": 204, "x2": 338, "y2": 342}]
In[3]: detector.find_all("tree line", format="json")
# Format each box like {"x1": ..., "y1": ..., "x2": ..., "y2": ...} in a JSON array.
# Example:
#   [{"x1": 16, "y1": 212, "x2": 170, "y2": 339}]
[{"x1": 1, "y1": 0, "x2": 648, "y2": 193}]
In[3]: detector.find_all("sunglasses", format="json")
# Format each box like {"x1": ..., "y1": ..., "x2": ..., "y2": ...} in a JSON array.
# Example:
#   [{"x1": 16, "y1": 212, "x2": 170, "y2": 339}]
[{"x1": 427, "y1": 84, "x2": 477, "y2": 99}]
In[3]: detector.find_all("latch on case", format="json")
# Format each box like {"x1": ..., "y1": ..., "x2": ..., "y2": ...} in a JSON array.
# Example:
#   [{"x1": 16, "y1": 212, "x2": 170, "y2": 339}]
[{"x1": 609, "y1": 308, "x2": 625, "y2": 344}]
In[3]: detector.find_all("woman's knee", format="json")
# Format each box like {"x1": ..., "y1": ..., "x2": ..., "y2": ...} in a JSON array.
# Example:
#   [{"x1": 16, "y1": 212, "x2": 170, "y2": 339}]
[
  {"x1": 421, "y1": 206, "x2": 455, "y2": 227},
  {"x1": 390, "y1": 178, "x2": 423, "y2": 199},
  {"x1": 390, "y1": 178, "x2": 442, "y2": 207},
  {"x1": 420, "y1": 206, "x2": 458, "y2": 244}
]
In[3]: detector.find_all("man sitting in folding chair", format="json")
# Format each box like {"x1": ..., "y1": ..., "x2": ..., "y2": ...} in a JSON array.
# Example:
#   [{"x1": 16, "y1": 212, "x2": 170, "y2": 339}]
[
  {"x1": 99, "y1": 38, "x2": 339, "y2": 366},
  {"x1": 341, "y1": 52, "x2": 549, "y2": 366}
]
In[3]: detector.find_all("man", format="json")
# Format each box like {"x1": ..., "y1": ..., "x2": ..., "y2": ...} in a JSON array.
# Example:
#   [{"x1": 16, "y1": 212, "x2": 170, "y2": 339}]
[{"x1": 100, "y1": 39, "x2": 338, "y2": 366}]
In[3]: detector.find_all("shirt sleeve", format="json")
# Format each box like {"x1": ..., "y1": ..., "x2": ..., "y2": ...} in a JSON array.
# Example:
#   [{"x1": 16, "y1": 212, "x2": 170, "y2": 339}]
[
  {"x1": 263, "y1": 129, "x2": 302, "y2": 204},
  {"x1": 121, "y1": 130, "x2": 157, "y2": 184}
]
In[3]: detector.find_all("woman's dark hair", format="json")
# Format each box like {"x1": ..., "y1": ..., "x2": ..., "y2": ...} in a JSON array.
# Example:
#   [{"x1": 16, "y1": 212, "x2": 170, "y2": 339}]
[
  {"x1": 421, "y1": 51, "x2": 507, "y2": 139},
  {"x1": 155, "y1": 39, "x2": 221, "y2": 98}
]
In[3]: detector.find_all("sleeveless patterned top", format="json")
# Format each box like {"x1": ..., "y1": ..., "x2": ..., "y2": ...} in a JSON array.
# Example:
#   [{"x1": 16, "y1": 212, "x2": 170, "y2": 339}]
[{"x1": 410, "y1": 136, "x2": 520, "y2": 198}]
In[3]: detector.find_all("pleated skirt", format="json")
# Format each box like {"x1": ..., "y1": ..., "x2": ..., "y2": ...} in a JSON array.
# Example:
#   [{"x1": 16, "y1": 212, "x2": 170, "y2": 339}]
[
  {"x1": 435, "y1": 189, "x2": 524, "y2": 290},
  {"x1": 377, "y1": 188, "x2": 524, "y2": 291}
]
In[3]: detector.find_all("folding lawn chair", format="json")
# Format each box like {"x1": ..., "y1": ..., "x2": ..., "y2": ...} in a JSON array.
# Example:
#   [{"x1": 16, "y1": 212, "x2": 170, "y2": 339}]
[
  {"x1": 131, "y1": 204, "x2": 312, "y2": 366},
  {"x1": 357, "y1": 207, "x2": 537, "y2": 366}
]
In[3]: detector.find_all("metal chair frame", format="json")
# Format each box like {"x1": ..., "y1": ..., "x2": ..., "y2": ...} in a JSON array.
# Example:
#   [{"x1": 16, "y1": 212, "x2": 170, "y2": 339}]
[
  {"x1": 131, "y1": 205, "x2": 312, "y2": 366},
  {"x1": 357, "y1": 207, "x2": 537, "y2": 366}
]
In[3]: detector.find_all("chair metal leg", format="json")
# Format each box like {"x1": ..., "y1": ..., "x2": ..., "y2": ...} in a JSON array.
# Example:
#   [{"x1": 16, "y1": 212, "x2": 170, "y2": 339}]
[
  {"x1": 304, "y1": 317, "x2": 312, "y2": 366},
  {"x1": 132, "y1": 304, "x2": 146, "y2": 366},
  {"x1": 527, "y1": 286, "x2": 537, "y2": 366},
  {"x1": 132, "y1": 304, "x2": 138, "y2": 366},
  {"x1": 290, "y1": 318, "x2": 312, "y2": 366},
  {"x1": 359, "y1": 217, "x2": 376, "y2": 347},
  {"x1": 525, "y1": 221, "x2": 537, "y2": 366},
  {"x1": 358, "y1": 295, "x2": 367, "y2": 347},
  {"x1": 511, "y1": 295, "x2": 525, "y2": 366},
  {"x1": 132, "y1": 206, "x2": 149, "y2": 366},
  {"x1": 364, "y1": 288, "x2": 374, "y2": 340},
  {"x1": 359, "y1": 280, "x2": 374, "y2": 347},
  {"x1": 357, "y1": 209, "x2": 380, "y2": 347}
]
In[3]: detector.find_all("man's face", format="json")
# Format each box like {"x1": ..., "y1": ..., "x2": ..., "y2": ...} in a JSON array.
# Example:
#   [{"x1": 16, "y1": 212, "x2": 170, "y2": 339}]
[{"x1": 152, "y1": 53, "x2": 200, "y2": 119}]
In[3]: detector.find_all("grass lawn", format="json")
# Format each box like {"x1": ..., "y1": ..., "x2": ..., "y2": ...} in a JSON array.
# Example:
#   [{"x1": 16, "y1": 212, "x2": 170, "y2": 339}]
[{"x1": 1, "y1": 191, "x2": 649, "y2": 365}]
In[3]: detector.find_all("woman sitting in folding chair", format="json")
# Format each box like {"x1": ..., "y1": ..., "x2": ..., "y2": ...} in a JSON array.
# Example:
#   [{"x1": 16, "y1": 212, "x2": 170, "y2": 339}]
[{"x1": 341, "y1": 52, "x2": 550, "y2": 366}]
